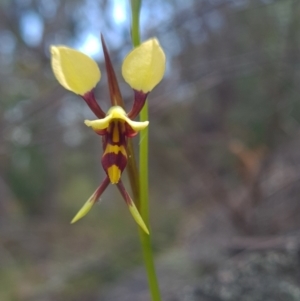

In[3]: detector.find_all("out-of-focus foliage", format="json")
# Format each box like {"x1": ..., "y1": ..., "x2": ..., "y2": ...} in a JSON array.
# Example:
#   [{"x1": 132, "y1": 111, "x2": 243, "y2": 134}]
[{"x1": 1, "y1": 0, "x2": 300, "y2": 300}]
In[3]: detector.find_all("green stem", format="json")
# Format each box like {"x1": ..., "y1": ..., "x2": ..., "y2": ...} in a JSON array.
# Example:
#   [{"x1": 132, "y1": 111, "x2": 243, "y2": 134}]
[
  {"x1": 139, "y1": 104, "x2": 149, "y2": 221},
  {"x1": 139, "y1": 103, "x2": 162, "y2": 301},
  {"x1": 130, "y1": 0, "x2": 141, "y2": 47},
  {"x1": 129, "y1": 1, "x2": 162, "y2": 301}
]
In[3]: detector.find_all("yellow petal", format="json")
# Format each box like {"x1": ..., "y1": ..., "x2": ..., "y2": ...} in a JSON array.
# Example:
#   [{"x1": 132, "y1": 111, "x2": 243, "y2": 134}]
[
  {"x1": 84, "y1": 115, "x2": 112, "y2": 130},
  {"x1": 125, "y1": 118, "x2": 149, "y2": 131},
  {"x1": 128, "y1": 200, "x2": 149, "y2": 234},
  {"x1": 85, "y1": 106, "x2": 149, "y2": 132},
  {"x1": 122, "y1": 38, "x2": 166, "y2": 93},
  {"x1": 51, "y1": 46, "x2": 101, "y2": 95}
]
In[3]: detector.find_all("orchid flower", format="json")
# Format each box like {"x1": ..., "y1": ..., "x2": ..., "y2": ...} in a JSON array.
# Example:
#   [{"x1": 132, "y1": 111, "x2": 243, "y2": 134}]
[{"x1": 50, "y1": 36, "x2": 165, "y2": 234}]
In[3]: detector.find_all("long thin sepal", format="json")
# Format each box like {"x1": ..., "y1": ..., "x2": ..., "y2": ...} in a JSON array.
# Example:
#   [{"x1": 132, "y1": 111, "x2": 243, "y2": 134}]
[
  {"x1": 71, "y1": 177, "x2": 110, "y2": 224},
  {"x1": 101, "y1": 35, "x2": 124, "y2": 107},
  {"x1": 117, "y1": 180, "x2": 149, "y2": 234}
]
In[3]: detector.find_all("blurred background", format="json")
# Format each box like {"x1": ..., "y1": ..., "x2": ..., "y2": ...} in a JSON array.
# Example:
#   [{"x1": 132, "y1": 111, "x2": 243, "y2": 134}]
[{"x1": 1, "y1": 0, "x2": 300, "y2": 300}]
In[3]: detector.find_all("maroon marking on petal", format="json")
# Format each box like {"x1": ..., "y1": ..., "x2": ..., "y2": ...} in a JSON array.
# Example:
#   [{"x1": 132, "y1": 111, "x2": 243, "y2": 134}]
[
  {"x1": 95, "y1": 129, "x2": 107, "y2": 136},
  {"x1": 101, "y1": 35, "x2": 124, "y2": 107},
  {"x1": 94, "y1": 176, "x2": 110, "y2": 203},
  {"x1": 102, "y1": 151, "x2": 127, "y2": 174},
  {"x1": 105, "y1": 122, "x2": 127, "y2": 146},
  {"x1": 125, "y1": 123, "x2": 138, "y2": 138},
  {"x1": 118, "y1": 122, "x2": 129, "y2": 144},
  {"x1": 116, "y1": 180, "x2": 132, "y2": 205},
  {"x1": 104, "y1": 140, "x2": 123, "y2": 147},
  {"x1": 101, "y1": 121, "x2": 129, "y2": 171},
  {"x1": 127, "y1": 90, "x2": 149, "y2": 119},
  {"x1": 102, "y1": 136, "x2": 107, "y2": 152},
  {"x1": 82, "y1": 90, "x2": 105, "y2": 118}
]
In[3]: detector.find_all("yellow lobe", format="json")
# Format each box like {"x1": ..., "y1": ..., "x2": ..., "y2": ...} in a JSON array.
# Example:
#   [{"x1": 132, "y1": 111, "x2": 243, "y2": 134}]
[
  {"x1": 128, "y1": 200, "x2": 149, "y2": 235},
  {"x1": 122, "y1": 38, "x2": 166, "y2": 93},
  {"x1": 104, "y1": 144, "x2": 127, "y2": 157},
  {"x1": 51, "y1": 46, "x2": 101, "y2": 95},
  {"x1": 126, "y1": 118, "x2": 149, "y2": 132},
  {"x1": 84, "y1": 116, "x2": 111, "y2": 130},
  {"x1": 71, "y1": 194, "x2": 95, "y2": 224},
  {"x1": 107, "y1": 165, "x2": 121, "y2": 184}
]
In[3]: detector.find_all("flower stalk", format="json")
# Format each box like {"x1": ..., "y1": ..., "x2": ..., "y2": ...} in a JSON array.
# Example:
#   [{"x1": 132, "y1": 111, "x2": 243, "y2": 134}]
[{"x1": 129, "y1": 1, "x2": 162, "y2": 301}]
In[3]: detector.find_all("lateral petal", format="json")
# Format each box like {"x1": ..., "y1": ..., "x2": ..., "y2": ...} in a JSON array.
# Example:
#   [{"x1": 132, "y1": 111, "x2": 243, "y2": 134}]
[
  {"x1": 124, "y1": 118, "x2": 149, "y2": 132},
  {"x1": 84, "y1": 115, "x2": 112, "y2": 131},
  {"x1": 116, "y1": 180, "x2": 149, "y2": 234},
  {"x1": 128, "y1": 199, "x2": 149, "y2": 235},
  {"x1": 71, "y1": 177, "x2": 110, "y2": 223},
  {"x1": 71, "y1": 197, "x2": 94, "y2": 224}
]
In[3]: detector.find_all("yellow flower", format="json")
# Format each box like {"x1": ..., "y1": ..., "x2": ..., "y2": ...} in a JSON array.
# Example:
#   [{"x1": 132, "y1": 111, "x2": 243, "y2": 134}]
[{"x1": 50, "y1": 36, "x2": 166, "y2": 234}]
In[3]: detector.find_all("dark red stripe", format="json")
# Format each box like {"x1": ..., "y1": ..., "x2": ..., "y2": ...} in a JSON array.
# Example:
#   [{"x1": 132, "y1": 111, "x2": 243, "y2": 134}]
[
  {"x1": 105, "y1": 122, "x2": 127, "y2": 145},
  {"x1": 102, "y1": 152, "x2": 127, "y2": 173},
  {"x1": 101, "y1": 35, "x2": 124, "y2": 107}
]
